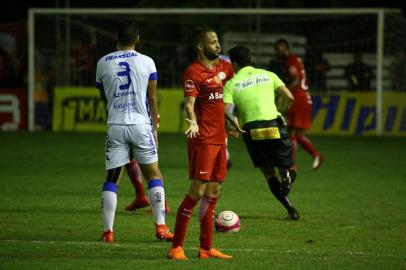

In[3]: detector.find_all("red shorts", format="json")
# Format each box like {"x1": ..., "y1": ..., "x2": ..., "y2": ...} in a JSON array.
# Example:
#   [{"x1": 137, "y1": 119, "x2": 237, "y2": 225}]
[
  {"x1": 187, "y1": 142, "x2": 227, "y2": 181},
  {"x1": 287, "y1": 98, "x2": 312, "y2": 129}
]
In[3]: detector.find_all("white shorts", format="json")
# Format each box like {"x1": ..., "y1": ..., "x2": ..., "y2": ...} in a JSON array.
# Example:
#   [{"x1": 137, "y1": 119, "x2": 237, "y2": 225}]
[{"x1": 105, "y1": 123, "x2": 158, "y2": 170}]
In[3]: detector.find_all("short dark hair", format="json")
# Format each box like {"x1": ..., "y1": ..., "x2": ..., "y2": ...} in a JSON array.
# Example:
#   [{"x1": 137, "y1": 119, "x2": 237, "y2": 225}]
[
  {"x1": 116, "y1": 20, "x2": 139, "y2": 46},
  {"x1": 192, "y1": 27, "x2": 215, "y2": 49},
  {"x1": 274, "y1": 38, "x2": 289, "y2": 49},
  {"x1": 228, "y1": 46, "x2": 252, "y2": 67}
]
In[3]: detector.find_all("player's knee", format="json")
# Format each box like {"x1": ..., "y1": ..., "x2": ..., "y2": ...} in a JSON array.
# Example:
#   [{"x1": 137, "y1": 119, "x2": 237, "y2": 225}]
[
  {"x1": 187, "y1": 189, "x2": 204, "y2": 201},
  {"x1": 260, "y1": 166, "x2": 276, "y2": 180},
  {"x1": 138, "y1": 162, "x2": 160, "y2": 180},
  {"x1": 205, "y1": 188, "x2": 221, "y2": 198},
  {"x1": 187, "y1": 180, "x2": 206, "y2": 201},
  {"x1": 205, "y1": 182, "x2": 222, "y2": 198}
]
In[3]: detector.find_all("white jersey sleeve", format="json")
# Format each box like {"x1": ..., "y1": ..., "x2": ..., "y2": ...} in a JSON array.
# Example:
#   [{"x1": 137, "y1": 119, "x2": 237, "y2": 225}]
[{"x1": 96, "y1": 50, "x2": 158, "y2": 125}]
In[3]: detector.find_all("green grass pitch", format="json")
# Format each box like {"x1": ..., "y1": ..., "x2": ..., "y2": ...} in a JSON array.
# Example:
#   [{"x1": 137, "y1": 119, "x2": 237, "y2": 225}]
[{"x1": 0, "y1": 132, "x2": 405, "y2": 269}]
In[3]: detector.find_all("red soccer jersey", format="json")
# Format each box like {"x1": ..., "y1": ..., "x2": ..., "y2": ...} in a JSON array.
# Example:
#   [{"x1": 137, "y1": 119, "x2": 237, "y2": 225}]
[
  {"x1": 184, "y1": 60, "x2": 226, "y2": 145},
  {"x1": 286, "y1": 54, "x2": 311, "y2": 102},
  {"x1": 285, "y1": 54, "x2": 312, "y2": 129},
  {"x1": 216, "y1": 58, "x2": 234, "y2": 84}
]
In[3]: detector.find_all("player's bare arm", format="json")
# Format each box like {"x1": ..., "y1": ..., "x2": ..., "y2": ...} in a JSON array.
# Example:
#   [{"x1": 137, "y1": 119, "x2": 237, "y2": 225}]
[
  {"x1": 147, "y1": 79, "x2": 159, "y2": 147},
  {"x1": 275, "y1": 85, "x2": 294, "y2": 114},
  {"x1": 224, "y1": 103, "x2": 245, "y2": 136},
  {"x1": 147, "y1": 80, "x2": 159, "y2": 130},
  {"x1": 184, "y1": 96, "x2": 199, "y2": 138}
]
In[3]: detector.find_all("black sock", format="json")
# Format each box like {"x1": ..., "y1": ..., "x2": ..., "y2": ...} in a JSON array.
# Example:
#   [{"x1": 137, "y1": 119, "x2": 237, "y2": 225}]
[{"x1": 267, "y1": 176, "x2": 293, "y2": 211}]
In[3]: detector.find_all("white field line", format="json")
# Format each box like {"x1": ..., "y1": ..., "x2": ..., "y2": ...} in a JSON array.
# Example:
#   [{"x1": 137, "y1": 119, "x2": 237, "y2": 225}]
[{"x1": 0, "y1": 239, "x2": 391, "y2": 258}]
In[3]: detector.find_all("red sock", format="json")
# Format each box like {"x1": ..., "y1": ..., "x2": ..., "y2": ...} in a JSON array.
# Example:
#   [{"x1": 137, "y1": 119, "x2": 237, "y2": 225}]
[
  {"x1": 296, "y1": 133, "x2": 318, "y2": 157},
  {"x1": 199, "y1": 196, "x2": 218, "y2": 250},
  {"x1": 125, "y1": 160, "x2": 146, "y2": 198},
  {"x1": 172, "y1": 195, "x2": 197, "y2": 248},
  {"x1": 290, "y1": 134, "x2": 298, "y2": 161}
]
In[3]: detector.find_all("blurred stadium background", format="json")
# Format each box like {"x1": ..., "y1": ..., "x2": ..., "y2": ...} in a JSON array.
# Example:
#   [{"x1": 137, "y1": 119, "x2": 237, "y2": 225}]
[{"x1": 0, "y1": 0, "x2": 405, "y2": 136}]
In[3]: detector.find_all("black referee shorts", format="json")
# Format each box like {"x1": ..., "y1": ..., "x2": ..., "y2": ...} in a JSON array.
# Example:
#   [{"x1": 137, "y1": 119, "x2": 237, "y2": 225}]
[{"x1": 242, "y1": 118, "x2": 293, "y2": 169}]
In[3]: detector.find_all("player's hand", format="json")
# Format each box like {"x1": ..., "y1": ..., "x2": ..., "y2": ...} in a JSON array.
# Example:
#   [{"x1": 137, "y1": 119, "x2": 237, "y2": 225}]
[
  {"x1": 226, "y1": 115, "x2": 245, "y2": 135},
  {"x1": 228, "y1": 129, "x2": 240, "y2": 138},
  {"x1": 278, "y1": 115, "x2": 288, "y2": 127},
  {"x1": 185, "y1": 119, "x2": 199, "y2": 138}
]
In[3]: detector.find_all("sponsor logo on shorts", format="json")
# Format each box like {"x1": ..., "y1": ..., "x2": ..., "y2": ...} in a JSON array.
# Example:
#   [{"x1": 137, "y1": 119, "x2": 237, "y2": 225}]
[{"x1": 199, "y1": 171, "x2": 208, "y2": 174}]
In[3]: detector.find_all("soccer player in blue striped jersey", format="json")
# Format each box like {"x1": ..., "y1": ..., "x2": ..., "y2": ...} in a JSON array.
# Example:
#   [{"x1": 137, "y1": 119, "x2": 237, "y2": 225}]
[{"x1": 96, "y1": 20, "x2": 173, "y2": 242}]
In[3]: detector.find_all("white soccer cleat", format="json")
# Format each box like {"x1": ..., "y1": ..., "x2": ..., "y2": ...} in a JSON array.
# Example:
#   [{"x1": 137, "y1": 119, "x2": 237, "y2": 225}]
[{"x1": 312, "y1": 155, "x2": 324, "y2": 171}]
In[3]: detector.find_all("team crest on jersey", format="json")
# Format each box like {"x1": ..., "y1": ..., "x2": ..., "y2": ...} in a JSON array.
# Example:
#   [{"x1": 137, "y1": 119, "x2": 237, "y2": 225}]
[
  {"x1": 218, "y1": 71, "x2": 226, "y2": 81},
  {"x1": 185, "y1": 79, "x2": 195, "y2": 92}
]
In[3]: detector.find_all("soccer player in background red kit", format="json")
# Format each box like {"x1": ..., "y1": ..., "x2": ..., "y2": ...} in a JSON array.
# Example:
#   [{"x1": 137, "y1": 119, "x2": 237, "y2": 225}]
[
  {"x1": 167, "y1": 27, "x2": 233, "y2": 260},
  {"x1": 274, "y1": 39, "x2": 324, "y2": 170},
  {"x1": 124, "y1": 57, "x2": 233, "y2": 213}
]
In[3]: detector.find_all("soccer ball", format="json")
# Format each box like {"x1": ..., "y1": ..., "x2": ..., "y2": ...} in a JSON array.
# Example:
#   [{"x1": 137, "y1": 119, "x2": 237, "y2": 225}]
[{"x1": 215, "y1": 210, "x2": 240, "y2": 232}]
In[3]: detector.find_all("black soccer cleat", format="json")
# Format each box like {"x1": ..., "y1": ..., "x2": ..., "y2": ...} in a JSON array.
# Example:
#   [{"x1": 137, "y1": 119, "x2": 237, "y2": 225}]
[{"x1": 288, "y1": 207, "x2": 300, "y2": 221}]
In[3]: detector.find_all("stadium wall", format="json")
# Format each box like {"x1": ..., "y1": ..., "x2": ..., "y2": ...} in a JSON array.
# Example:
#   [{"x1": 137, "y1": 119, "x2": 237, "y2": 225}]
[
  {"x1": 0, "y1": 89, "x2": 28, "y2": 131},
  {"x1": 52, "y1": 87, "x2": 406, "y2": 136}
]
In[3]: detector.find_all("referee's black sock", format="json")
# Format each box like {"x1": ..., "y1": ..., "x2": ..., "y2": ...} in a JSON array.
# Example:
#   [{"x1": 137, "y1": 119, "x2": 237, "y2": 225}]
[{"x1": 267, "y1": 176, "x2": 293, "y2": 211}]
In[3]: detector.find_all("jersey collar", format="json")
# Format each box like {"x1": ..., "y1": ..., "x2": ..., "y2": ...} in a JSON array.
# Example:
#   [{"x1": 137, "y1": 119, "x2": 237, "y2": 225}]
[{"x1": 236, "y1": 66, "x2": 255, "y2": 75}]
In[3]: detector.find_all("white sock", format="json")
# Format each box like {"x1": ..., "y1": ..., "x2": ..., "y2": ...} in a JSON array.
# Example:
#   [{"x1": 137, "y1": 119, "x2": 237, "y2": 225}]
[
  {"x1": 101, "y1": 182, "x2": 118, "y2": 232},
  {"x1": 147, "y1": 179, "x2": 165, "y2": 225}
]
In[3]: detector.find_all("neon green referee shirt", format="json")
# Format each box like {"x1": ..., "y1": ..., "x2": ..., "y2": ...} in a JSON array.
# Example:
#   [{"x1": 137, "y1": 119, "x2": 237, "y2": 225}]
[{"x1": 223, "y1": 66, "x2": 285, "y2": 126}]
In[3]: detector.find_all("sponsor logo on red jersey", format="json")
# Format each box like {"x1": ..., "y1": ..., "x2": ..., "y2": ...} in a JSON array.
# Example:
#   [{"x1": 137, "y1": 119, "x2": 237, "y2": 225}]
[{"x1": 184, "y1": 79, "x2": 195, "y2": 92}]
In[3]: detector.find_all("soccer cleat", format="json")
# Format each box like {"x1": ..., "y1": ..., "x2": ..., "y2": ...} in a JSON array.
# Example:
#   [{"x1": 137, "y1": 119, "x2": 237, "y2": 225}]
[
  {"x1": 288, "y1": 207, "x2": 300, "y2": 221},
  {"x1": 198, "y1": 248, "x2": 232, "y2": 259},
  {"x1": 312, "y1": 154, "x2": 324, "y2": 171},
  {"x1": 101, "y1": 230, "x2": 114, "y2": 243},
  {"x1": 156, "y1": 224, "x2": 174, "y2": 241},
  {"x1": 168, "y1": 246, "x2": 188, "y2": 260},
  {"x1": 125, "y1": 196, "x2": 149, "y2": 211}
]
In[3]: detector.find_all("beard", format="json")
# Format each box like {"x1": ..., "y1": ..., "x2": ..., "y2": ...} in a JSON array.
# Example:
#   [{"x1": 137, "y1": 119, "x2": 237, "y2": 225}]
[{"x1": 203, "y1": 47, "x2": 220, "y2": 61}]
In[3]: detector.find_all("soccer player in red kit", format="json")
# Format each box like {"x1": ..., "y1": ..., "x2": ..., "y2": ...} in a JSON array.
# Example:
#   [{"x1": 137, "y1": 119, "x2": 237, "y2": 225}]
[
  {"x1": 125, "y1": 59, "x2": 232, "y2": 213},
  {"x1": 168, "y1": 27, "x2": 232, "y2": 260},
  {"x1": 274, "y1": 39, "x2": 323, "y2": 170}
]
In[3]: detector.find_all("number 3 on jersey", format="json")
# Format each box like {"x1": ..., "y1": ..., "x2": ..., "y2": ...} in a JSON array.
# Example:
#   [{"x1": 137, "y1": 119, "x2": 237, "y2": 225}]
[{"x1": 117, "y1": 62, "x2": 132, "y2": 90}]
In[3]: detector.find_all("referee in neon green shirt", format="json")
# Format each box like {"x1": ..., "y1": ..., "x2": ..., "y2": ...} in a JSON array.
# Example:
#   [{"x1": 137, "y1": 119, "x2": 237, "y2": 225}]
[{"x1": 224, "y1": 46, "x2": 299, "y2": 220}]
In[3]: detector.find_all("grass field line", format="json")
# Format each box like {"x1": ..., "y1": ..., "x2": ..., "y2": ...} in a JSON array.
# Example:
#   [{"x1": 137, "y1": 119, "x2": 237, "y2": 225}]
[{"x1": 1, "y1": 239, "x2": 390, "y2": 258}]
